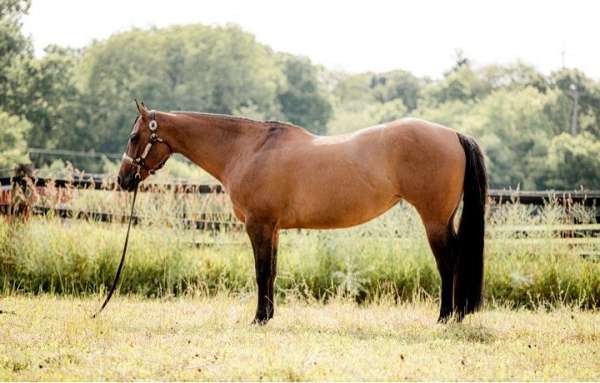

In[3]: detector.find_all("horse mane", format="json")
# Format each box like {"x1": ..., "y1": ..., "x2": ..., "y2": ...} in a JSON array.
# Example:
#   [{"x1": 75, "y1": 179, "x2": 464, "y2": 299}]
[
  {"x1": 170, "y1": 111, "x2": 260, "y2": 124},
  {"x1": 170, "y1": 111, "x2": 303, "y2": 131}
]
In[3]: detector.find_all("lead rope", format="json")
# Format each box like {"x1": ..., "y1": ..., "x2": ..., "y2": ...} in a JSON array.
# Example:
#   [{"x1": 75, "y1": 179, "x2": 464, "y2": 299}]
[{"x1": 92, "y1": 184, "x2": 138, "y2": 318}]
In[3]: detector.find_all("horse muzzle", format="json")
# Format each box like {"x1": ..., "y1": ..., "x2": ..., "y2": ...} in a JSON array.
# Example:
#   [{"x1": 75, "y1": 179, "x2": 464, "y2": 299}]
[{"x1": 117, "y1": 173, "x2": 139, "y2": 192}]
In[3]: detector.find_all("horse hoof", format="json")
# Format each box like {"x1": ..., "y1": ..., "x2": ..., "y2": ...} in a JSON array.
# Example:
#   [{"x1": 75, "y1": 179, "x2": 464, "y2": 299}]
[
  {"x1": 437, "y1": 315, "x2": 451, "y2": 324},
  {"x1": 437, "y1": 310, "x2": 454, "y2": 323},
  {"x1": 251, "y1": 317, "x2": 269, "y2": 326}
]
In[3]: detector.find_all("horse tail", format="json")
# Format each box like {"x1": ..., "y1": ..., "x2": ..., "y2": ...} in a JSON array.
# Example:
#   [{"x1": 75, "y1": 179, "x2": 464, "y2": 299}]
[{"x1": 454, "y1": 132, "x2": 488, "y2": 317}]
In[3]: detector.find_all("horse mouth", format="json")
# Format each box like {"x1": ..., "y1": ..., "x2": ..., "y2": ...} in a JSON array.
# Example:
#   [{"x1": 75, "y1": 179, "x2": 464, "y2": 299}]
[
  {"x1": 126, "y1": 182, "x2": 138, "y2": 192},
  {"x1": 117, "y1": 175, "x2": 139, "y2": 192}
]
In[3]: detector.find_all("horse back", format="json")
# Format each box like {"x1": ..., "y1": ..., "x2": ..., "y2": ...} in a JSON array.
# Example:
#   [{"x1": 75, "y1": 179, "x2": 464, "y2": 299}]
[{"x1": 225, "y1": 118, "x2": 465, "y2": 229}]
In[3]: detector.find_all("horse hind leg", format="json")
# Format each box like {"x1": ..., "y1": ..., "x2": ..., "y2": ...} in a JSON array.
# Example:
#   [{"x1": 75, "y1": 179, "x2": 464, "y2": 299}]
[{"x1": 424, "y1": 220, "x2": 457, "y2": 323}]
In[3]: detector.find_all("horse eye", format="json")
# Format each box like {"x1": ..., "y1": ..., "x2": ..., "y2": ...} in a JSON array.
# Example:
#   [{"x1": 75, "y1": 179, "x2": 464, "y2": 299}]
[{"x1": 129, "y1": 134, "x2": 139, "y2": 144}]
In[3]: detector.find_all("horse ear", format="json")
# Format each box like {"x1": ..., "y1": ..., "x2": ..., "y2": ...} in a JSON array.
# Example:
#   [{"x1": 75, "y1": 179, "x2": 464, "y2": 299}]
[
  {"x1": 135, "y1": 99, "x2": 143, "y2": 114},
  {"x1": 134, "y1": 99, "x2": 149, "y2": 118}
]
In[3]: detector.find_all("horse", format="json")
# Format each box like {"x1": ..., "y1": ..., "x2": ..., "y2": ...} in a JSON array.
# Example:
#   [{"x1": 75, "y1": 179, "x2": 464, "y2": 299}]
[{"x1": 118, "y1": 100, "x2": 488, "y2": 324}]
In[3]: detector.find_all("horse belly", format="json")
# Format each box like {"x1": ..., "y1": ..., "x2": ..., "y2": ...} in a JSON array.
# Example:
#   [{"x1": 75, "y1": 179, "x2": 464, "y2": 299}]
[{"x1": 281, "y1": 179, "x2": 400, "y2": 229}]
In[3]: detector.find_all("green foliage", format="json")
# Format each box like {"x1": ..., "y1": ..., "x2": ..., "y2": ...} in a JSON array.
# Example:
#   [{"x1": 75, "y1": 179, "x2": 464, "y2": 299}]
[
  {"x1": 0, "y1": 109, "x2": 30, "y2": 168},
  {"x1": 18, "y1": 46, "x2": 86, "y2": 149},
  {"x1": 332, "y1": 57, "x2": 600, "y2": 189},
  {"x1": 333, "y1": 69, "x2": 422, "y2": 111},
  {"x1": 423, "y1": 64, "x2": 490, "y2": 105},
  {"x1": 276, "y1": 54, "x2": 332, "y2": 134},
  {"x1": 544, "y1": 133, "x2": 600, "y2": 189},
  {"x1": 416, "y1": 100, "x2": 473, "y2": 128},
  {"x1": 0, "y1": 1, "x2": 87, "y2": 160},
  {"x1": 549, "y1": 68, "x2": 600, "y2": 137},
  {"x1": 461, "y1": 87, "x2": 558, "y2": 189},
  {"x1": 480, "y1": 62, "x2": 548, "y2": 93},
  {"x1": 76, "y1": 24, "x2": 286, "y2": 152},
  {"x1": 329, "y1": 99, "x2": 407, "y2": 135},
  {"x1": 0, "y1": 0, "x2": 32, "y2": 118},
  {"x1": 373, "y1": 99, "x2": 407, "y2": 124},
  {"x1": 328, "y1": 72, "x2": 411, "y2": 134},
  {"x1": 0, "y1": 0, "x2": 30, "y2": 18},
  {"x1": 370, "y1": 69, "x2": 422, "y2": 111}
]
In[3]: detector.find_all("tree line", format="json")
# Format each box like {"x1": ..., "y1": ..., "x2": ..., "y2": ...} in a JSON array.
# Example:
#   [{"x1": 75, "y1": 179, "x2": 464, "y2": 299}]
[{"x1": 2, "y1": 0, "x2": 600, "y2": 189}]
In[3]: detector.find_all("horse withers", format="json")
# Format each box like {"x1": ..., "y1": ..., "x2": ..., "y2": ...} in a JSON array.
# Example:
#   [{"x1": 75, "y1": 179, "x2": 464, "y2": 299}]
[{"x1": 118, "y1": 101, "x2": 488, "y2": 324}]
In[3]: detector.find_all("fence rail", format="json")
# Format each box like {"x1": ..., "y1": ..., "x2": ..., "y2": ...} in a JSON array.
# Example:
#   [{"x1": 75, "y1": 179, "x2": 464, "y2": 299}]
[
  {"x1": 0, "y1": 175, "x2": 224, "y2": 194},
  {"x1": 488, "y1": 189, "x2": 600, "y2": 207}
]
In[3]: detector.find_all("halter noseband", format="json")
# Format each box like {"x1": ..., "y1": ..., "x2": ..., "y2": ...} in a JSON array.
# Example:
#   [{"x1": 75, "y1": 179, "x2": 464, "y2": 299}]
[{"x1": 122, "y1": 111, "x2": 172, "y2": 179}]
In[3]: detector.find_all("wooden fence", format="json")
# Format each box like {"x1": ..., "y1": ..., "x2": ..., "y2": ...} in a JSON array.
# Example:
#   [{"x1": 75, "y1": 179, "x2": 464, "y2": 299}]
[{"x1": 1, "y1": 175, "x2": 599, "y2": 229}]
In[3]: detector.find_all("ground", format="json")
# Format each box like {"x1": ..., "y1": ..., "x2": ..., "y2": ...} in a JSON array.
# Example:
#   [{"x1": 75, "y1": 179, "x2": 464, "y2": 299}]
[{"x1": 0, "y1": 295, "x2": 599, "y2": 380}]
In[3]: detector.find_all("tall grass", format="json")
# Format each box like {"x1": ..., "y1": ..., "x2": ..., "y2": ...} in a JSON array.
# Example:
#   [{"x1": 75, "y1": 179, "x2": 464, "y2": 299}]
[{"x1": 2, "y1": 184, "x2": 599, "y2": 308}]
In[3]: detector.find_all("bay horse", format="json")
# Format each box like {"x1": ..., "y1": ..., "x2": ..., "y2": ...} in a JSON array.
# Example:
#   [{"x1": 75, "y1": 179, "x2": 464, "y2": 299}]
[{"x1": 118, "y1": 101, "x2": 487, "y2": 324}]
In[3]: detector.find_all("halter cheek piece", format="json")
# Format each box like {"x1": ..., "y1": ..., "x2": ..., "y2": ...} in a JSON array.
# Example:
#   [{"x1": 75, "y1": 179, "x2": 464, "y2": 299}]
[{"x1": 122, "y1": 111, "x2": 172, "y2": 179}]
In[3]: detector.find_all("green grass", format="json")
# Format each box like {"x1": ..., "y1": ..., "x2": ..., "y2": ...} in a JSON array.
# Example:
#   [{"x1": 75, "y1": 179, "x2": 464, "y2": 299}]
[
  {"x1": 1, "y1": 200, "x2": 599, "y2": 308},
  {"x1": 0, "y1": 295, "x2": 598, "y2": 380}
]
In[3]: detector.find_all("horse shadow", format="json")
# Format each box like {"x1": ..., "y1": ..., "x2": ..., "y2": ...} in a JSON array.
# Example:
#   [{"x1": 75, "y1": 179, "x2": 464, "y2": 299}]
[
  {"x1": 268, "y1": 318, "x2": 496, "y2": 345},
  {"x1": 434, "y1": 322, "x2": 496, "y2": 344}
]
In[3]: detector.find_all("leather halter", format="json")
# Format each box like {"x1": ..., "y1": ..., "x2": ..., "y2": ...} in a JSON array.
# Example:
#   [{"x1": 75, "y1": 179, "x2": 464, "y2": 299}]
[{"x1": 122, "y1": 111, "x2": 172, "y2": 179}]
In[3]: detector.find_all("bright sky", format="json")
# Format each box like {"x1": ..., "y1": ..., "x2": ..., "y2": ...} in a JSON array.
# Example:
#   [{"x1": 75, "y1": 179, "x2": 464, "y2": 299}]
[{"x1": 22, "y1": 0, "x2": 600, "y2": 79}]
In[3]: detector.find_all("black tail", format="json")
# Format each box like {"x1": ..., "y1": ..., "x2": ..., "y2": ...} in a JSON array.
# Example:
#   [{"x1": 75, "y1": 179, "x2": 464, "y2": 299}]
[{"x1": 454, "y1": 133, "x2": 488, "y2": 317}]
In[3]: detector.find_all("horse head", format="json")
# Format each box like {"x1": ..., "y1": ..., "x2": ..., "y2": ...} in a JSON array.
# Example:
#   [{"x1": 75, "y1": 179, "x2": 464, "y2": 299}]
[{"x1": 118, "y1": 100, "x2": 172, "y2": 191}]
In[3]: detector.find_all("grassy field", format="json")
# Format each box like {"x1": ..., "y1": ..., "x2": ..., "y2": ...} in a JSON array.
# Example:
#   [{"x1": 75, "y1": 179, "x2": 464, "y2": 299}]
[
  {"x1": 0, "y1": 295, "x2": 599, "y2": 380},
  {"x1": 2, "y1": 186, "x2": 600, "y2": 380},
  {"x1": 2, "y1": 202, "x2": 600, "y2": 307}
]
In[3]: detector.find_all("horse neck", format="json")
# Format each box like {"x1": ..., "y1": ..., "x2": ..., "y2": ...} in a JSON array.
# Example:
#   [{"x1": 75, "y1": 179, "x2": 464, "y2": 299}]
[{"x1": 161, "y1": 112, "x2": 263, "y2": 182}]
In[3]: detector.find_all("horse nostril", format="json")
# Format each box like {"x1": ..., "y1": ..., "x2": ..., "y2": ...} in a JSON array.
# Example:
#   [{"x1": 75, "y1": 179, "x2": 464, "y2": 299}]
[{"x1": 117, "y1": 176, "x2": 122, "y2": 186}]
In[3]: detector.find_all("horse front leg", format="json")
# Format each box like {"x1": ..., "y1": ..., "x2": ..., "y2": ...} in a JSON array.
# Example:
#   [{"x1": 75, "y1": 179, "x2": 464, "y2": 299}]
[{"x1": 246, "y1": 219, "x2": 279, "y2": 325}]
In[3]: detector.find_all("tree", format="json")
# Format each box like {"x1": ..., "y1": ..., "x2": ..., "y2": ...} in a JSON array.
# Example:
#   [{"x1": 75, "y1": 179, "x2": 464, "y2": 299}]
[
  {"x1": 415, "y1": 99, "x2": 472, "y2": 129},
  {"x1": 0, "y1": 0, "x2": 30, "y2": 18},
  {"x1": 0, "y1": 0, "x2": 32, "y2": 116},
  {"x1": 543, "y1": 133, "x2": 600, "y2": 189},
  {"x1": 461, "y1": 87, "x2": 557, "y2": 189},
  {"x1": 480, "y1": 62, "x2": 547, "y2": 93},
  {"x1": 277, "y1": 55, "x2": 332, "y2": 134},
  {"x1": 422, "y1": 64, "x2": 490, "y2": 106},
  {"x1": 332, "y1": 72, "x2": 378, "y2": 106},
  {"x1": 370, "y1": 69, "x2": 422, "y2": 111},
  {"x1": 0, "y1": 110, "x2": 30, "y2": 169},
  {"x1": 15, "y1": 46, "x2": 86, "y2": 149},
  {"x1": 549, "y1": 68, "x2": 600, "y2": 138},
  {"x1": 76, "y1": 24, "x2": 286, "y2": 152},
  {"x1": 372, "y1": 99, "x2": 407, "y2": 124}
]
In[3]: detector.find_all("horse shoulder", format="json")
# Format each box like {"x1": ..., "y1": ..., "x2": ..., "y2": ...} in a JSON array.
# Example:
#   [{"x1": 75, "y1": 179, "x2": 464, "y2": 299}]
[{"x1": 223, "y1": 128, "x2": 304, "y2": 219}]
